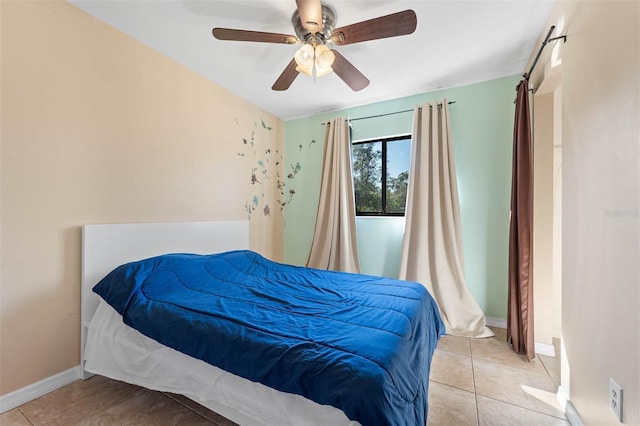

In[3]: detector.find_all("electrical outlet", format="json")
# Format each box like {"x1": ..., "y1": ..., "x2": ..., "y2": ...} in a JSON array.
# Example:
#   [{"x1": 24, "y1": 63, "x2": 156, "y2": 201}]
[{"x1": 610, "y1": 378, "x2": 623, "y2": 422}]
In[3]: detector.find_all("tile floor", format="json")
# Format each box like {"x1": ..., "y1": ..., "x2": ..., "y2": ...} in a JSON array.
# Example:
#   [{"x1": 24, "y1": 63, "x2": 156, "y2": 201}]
[
  {"x1": 427, "y1": 327, "x2": 566, "y2": 426},
  {"x1": 1, "y1": 327, "x2": 567, "y2": 425}
]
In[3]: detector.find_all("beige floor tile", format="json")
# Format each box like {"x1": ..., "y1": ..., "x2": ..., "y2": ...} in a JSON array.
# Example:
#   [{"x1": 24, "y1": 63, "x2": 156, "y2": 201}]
[
  {"x1": 437, "y1": 334, "x2": 471, "y2": 356},
  {"x1": 0, "y1": 409, "x2": 32, "y2": 426},
  {"x1": 19, "y1": 375, "x2": 139, "y2": 425},
  {"x1": 430, "y1": 349, "x2": 475, "y2": 392},
  {"x1": 473, "y1": 359, "x2": 565, "y2": 419},
  {"x1": 427, "y1": 381, "x2": 478, "y2": 426},
  {"x1": 165, "y1": 392, "x2": 238, "y2": 426},
  {"x1": 78, "y1": 386, "x2": 214, "y2": 425},
  {"x1": 539, "y1": 354, "x2": 561, "y2": 387},
  {"x1": 477, "y1": 395, "x2": 568, "y2": 425},
  {"x1": 470, "y1": 335, "x2": 548, "y2": 375},
  {"x1": 488, "y1": 327, "x2": 507, "y2": 341}
]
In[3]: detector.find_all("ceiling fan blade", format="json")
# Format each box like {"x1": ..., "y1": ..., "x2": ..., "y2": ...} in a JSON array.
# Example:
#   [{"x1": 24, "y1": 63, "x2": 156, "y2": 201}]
[
  {"x1": 331, "y1": 50, "x2": 369, "y2": 91},
  {"x1": 331, "y1": 10, "x2": 417, "y2": 45},
  {"x1": 272, "y1": 58, "x2": 300, "y2": 91},
  {"x1": 295, "y1": 0, "x2": 323, "y2": 33},
  {"x1": 213, "y1": 28, "x2": 299, "y2": 44}
]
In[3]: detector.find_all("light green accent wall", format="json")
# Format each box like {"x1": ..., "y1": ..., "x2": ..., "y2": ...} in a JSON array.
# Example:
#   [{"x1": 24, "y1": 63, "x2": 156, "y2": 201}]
[
  {"x1": 355, "y1": 217, "x2": 406, "y2": 278},
  {"x1": 283, "y1": 75, "x2": 518, "y2": 319}
]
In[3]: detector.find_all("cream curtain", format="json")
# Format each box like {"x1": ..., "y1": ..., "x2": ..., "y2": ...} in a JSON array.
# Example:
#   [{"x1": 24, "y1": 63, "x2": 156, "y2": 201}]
[
  {"x1": 399, "y1": 101, "x2": 493, "y2": 338},
  {"x1": 306, "y1": 117, "x2": 360, "y2": 273}
]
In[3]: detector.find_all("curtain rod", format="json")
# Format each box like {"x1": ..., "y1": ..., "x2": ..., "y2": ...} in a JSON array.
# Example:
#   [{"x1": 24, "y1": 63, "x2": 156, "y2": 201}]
[
  {"x1": 321, "y1": 101, "x2": 456, "y2": 126},
  {"x1": 523, "y1": 25, "x2": 567, "y2": 80}
]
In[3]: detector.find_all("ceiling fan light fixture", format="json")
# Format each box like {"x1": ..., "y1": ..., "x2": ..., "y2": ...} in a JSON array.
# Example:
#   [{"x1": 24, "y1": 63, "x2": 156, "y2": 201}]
[
  {"x1": 295, "y1": 63, "x2": 313, "y2": 76},
  {"x1": 296, "y1": 62, "x2": 332, "y2": 77},
  {"x1": 294, "y1": 44, "x2": 315, "y2": 69},
  {"x1": 314, "y1": 44, "x2": 335, "y2": 68},
  {"x1": 314, "y1": 65, "x2": 333, "y2": 77},
  {"x1": 295, "y1": 43, "x2": 335, "y2": 78}
]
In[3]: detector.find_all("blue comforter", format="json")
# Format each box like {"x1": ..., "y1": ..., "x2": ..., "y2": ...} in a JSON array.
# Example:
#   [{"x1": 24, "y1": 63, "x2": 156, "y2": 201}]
[{"x1": 94, "y1": 250, "x2": 444, "y2": 426}]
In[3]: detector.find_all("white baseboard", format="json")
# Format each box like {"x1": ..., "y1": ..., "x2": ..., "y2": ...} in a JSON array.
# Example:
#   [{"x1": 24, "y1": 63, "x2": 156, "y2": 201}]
[
  {"x1": 0, "y1": 366, "x2": 82, "y2": 414},
  {"x1": 485, "y1": 316, "x2": 556, "y2": 356},
  {"x1": 565, "y1": 400, "x2": 584, "y2": 426},
  {"x1": 557, "y1": 386, "x2": 584, "y2": 426},
  {"x1": 485, "y1": 316, "x2": 507, "y2": 329},
  {"x1": 535, "y1": 341, "x2": 556, "y2": 357}
]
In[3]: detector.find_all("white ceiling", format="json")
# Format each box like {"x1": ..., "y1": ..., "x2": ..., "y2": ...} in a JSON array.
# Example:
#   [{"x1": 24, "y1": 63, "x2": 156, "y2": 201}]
[{"x1": 68, "y1": 0, "x2": 554, "y2": 120}]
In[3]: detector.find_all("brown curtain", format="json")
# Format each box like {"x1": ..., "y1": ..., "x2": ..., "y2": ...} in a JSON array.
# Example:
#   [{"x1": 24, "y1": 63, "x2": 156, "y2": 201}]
[{"x1": 507, "y1": 79, "x2": 535, "y2": 359}]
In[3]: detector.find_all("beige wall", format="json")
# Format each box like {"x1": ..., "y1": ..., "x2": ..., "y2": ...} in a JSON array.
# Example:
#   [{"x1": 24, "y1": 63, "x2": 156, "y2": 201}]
[
  {"x1": 532, "y1": 91, "x2": 556, "y2": 348},
  {"x1": 1, "y1": 0, "x2": 283, "y2": 395},
  {"x1": 527, "y1": 0, "x2": 639, "y2": 424}
]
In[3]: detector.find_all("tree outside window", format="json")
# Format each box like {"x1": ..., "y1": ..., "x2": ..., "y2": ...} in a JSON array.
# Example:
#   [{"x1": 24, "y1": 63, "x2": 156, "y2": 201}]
[{"x1": 352, "y1": 135, "x2": 411, "y2": 216}]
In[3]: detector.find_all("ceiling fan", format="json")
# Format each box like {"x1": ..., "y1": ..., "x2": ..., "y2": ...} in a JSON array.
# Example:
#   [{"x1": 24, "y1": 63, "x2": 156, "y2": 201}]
[{"x1": 212, "y1": 0, "x2": 417, "y2": 91}]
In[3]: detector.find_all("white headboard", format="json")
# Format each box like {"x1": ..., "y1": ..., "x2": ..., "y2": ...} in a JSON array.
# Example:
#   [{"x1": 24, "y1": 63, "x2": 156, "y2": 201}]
[{"x1": 80, "y1": 220, "x2": 249, "y2": 377}]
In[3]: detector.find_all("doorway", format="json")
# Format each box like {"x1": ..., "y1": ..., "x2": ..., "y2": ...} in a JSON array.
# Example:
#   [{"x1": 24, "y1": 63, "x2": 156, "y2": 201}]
[{"x1": 532, "y1": 74, "x2": 562, "y2": 355}]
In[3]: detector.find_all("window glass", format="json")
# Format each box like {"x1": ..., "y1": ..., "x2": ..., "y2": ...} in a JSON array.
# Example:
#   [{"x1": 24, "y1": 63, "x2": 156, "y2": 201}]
[
  {"x1": 353, "y1": 141, "x2": 382, "y2": 213},
  {"x1": 385, "y1": 138, "x2": 411, "y2": 214},
  {"x1": 352, "y1": 135, "x2": 411, "y2": 216}
]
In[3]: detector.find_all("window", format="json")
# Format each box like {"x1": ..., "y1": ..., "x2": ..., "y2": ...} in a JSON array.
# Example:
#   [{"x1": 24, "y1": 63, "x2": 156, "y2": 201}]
[{"x1": 352, "y1": 135, "x2": 411, "y2": 216}]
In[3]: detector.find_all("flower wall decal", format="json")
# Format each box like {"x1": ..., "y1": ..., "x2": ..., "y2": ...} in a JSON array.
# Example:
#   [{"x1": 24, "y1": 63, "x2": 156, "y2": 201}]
[{"x1": 234, "y1": 117, "x2": 314, "y2": 222}]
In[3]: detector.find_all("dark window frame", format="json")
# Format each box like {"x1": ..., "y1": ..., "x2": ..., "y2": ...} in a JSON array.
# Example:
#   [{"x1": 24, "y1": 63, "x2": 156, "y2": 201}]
[{"x1": 352, "y1": 134, "x2": 411, "y2": 217}]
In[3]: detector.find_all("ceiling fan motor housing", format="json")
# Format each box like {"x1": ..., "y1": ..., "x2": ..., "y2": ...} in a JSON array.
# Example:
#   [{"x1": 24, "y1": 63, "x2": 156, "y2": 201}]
[{"x1": 292, "y1": 4, "x2": 336, "y2": 45}]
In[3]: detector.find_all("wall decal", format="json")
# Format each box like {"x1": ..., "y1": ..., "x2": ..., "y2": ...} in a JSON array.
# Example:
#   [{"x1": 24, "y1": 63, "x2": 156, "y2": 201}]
[
  {"x1": 236, "y1": 118, "x2": 276, "y2": 220},
  {"x1": 276, "y1": 162, "x2": 301, "y2": 213},
  {"x1": 235, "y1": 117, "x2": 313, "y2": 222}
]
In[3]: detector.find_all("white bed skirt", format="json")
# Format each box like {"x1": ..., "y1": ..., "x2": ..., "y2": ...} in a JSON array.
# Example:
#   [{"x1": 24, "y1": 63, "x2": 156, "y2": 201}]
[{"x1": 84, "y1": 301, "x2": 357, "y2": 426}]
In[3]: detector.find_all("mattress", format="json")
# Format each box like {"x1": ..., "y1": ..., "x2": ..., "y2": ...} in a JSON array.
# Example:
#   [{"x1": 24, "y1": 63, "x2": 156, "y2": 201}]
[{"x1": 85, "y1": 300, "x2": 357, "y2": 425}]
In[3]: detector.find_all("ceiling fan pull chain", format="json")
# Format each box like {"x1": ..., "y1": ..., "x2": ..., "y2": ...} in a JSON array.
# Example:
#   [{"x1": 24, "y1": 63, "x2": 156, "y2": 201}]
[{"x1": 313, "y1": 48, "x2": 317, "y2": 82}]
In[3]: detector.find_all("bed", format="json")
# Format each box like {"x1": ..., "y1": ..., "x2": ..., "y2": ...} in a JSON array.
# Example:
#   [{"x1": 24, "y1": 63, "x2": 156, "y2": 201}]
[{"x1": 81, "y1": 221, "x2": 444, "y2": 426}]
